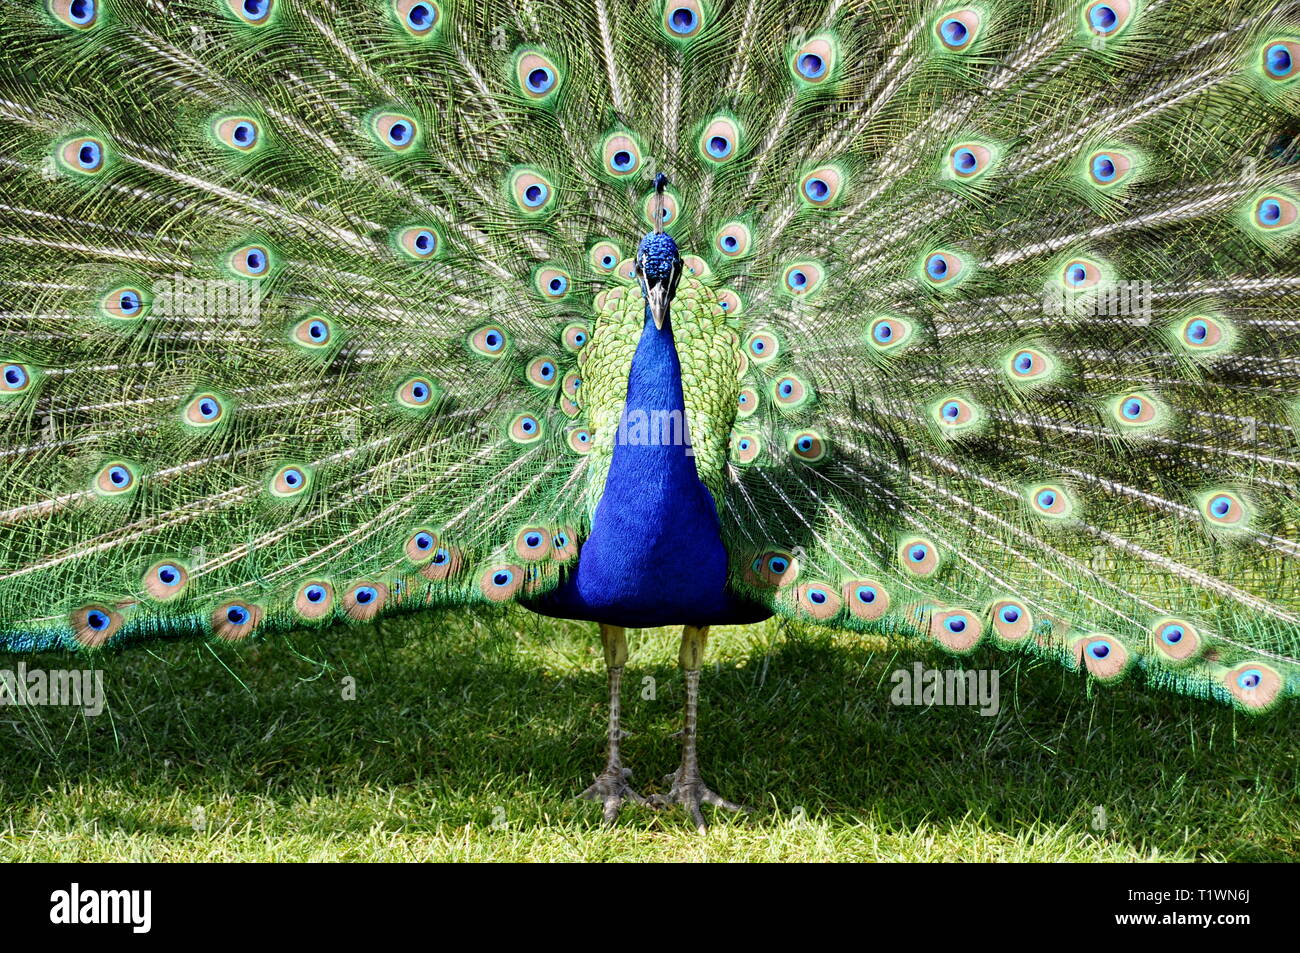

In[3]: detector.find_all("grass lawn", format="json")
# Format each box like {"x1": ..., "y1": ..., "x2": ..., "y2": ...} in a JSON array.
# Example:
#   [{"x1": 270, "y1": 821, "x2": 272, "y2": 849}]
[{"x1": 0, "y1": 606, "x2": 1294, "y2": 861}]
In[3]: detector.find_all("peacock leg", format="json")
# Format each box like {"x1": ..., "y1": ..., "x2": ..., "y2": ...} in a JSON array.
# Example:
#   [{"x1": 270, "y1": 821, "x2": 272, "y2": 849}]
[
  {"x1": 650, "y1": 625, "x2": 750, "y2": 832},
  {"x1": 579, "y1": 623, "x2": 647, "y2": 823}
]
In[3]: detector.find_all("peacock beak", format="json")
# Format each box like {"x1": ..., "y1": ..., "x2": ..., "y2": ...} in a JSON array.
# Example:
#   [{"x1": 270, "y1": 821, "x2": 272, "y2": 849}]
[{"x1": 646, "y1": 283, "x2": 670, "y2": 330}]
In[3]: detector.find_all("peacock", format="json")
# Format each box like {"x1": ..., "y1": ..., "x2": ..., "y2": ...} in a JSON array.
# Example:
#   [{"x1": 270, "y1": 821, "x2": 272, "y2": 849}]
[{"x1": 1, "y1": 0, "x2": 1298, "y2": 833}]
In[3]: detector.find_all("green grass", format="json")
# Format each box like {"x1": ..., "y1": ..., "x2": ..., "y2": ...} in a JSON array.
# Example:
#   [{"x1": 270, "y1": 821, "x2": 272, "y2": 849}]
[{"x1": 0, "y1": 607, "x2": 1294, "y2": 861}]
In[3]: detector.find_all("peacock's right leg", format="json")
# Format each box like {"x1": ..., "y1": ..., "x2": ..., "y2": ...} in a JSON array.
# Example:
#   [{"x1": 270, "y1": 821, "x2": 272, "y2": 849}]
[{"x1": 579, "y1": 623, "x2": 647, "y2": 823}]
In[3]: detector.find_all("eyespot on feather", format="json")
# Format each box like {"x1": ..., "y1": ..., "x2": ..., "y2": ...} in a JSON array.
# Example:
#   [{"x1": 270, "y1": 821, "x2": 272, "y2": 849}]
[
  {"x1": 343, "y1": 582, "x2": 388, "y2": 621},
  {"x1": 1028, "y1": 483, "x2": 1074, "y2": 519},
  {"x1": 50, "y1": 0, "x2": 100, "y2": 29},
  {"x1": 479, "y1": 565, "x2": 524, "y2": 601},
  {"x1": 1004, "y1": 347, "x2": 1054, "y2": 382},
  {"x1": 72, "y1": 604, "x2": 122, "y2": 647},
  {"x1": 394, "y1": 0, "x2": 440, "y2": 36},
  {"x1": 183, "y1": 392, "x2": 227, "y2": 428},
  {"x1": 731, "y1": 432, "x2": 761, "y2": 465},
  {"x1": 396, "y1": 376, "x2": 438, "y2": 409},
  {"x1": 843, "y1": 579, "x2": 890, "y2": 621},
  {"x1": 295, "y1": 581, "x2": 335, "y2": 620},
  {"x1": 396, "y1": 226, "x2": 440, "y2": 260},
  {"x1": 643, "y1": 189, "x2": 680, "y2": 228},
  {"x1": 551, "y1": 527, "x2": 579, "y2": 562},
  {"x1": 567, "y1": 427, "x2": 593, "y2": 454},
  {"x1": 662, "y1": 0, "x2": 705, "y2": 39},
  {"x1": 1225, "y1": 663, "x2": 1282, "y2": 710},
  {"x1": 795, "y1": 582, "x2": 841, "y2": 620},
  {"x1": 771, "y1": 374, "x2": 812, "y2": 411},
  {"x1": 921, "y1": 250, "x2": 965, "y2": 288},
  {"x1": 144, "y1": 561, "x2": 189, "y2": 601},
  {"x1": 788, "y1": 429, "x2": 827, "y2": 463},
  {"x1": 991, "y1": 599, "x2": 1032, "y2": 642},
  {"x1": 1073, "y1": 633, "x2": 1131, "y2": 681},
  {"x1": 226, "y1": 0, "x2": 275, "y2": 25},
  {"x1": 714, "y1": 222, "x2": 752, "y2": 258},
  {"x1": 514, "y1": 526, "x2": 552, "y2": 562},
  {"x1": 589, "y1": 242, "x2": 622, "y2": 273},
  {"x1": 213, "y1": 116, "x2": 261, "y2": 152},
  {"x1": 526, "y1": 356, "x2": 560, "y2": 389},
  {"x1": 59, "y1": 136, "x2": 106, "y2": 174},
  {"x1": 535, "y1": 268, "x2": 571, "y2": 300},
  {"x1": 782, "y1": 261, "x2": 824, "y2": 297},
  {"x1": 469, "y1": 325, "x2": 510, "y2": 358},
  {"x1": 405, "y1": 529, "x2": 440, "y2": 564},
  {"x1": 509, "y1": 169, "x2": 555, "y2": 214},
  {"x1": 0, "y1": 362, "x2": 35, "y2": 397},
  {"x1": 101, "y1": 286, "x2": 149, "y2": 321},
  {"x1": 699, "y1": 116, "x2": 740, "y2": 164},
  {"x1": 602, "y1": 133, "x2": 642, "y2": 177},
  {"x1": 790, "y1": 35, "x2": 836, "y2": 85},
  {"x1": 1150, "y1": 617, "x2": 1201, "y2": 663},
  {"x1": 292, "y1": 316, "x2": 335, "y2": 350},
  {"x1": 934, "y1": 9, "x2": 981, "y2": 51},
  {"x1": 1061, "y1": 258, "x2": 1102, "y2": 290},
  {"x1": 269, "y1": 464, "x2": 312, "y2": 498},
  {"x1": 420, "y1": 544, "x2": 463, "y2": 581},
  {"x1": 1110, "y1": 392, "x2": 1160, "y2": 428},
  {"x1": 899, "y1": 537, "x2": 939, "y2": 576},
  {"x1": 1200, "y1": 490, "x2": 1248, "y2": 528},
  {"x1": 1082, "y1": 0, "x2": 1132, "y2": 38},
  {"x1": 229, "y1": 244, "x2": 273, "y2": 278},
  {"x1": 508, "y1": 413, "x2": 545, "y2": 444},
  {"x1": 1252, "y1": 194, "x2": 1298, "y2": 230},
  {"x1": 1261, "y1": 39, "x2": 1300, "y2": 82},
  {"x1": 744, "y1": 551, "x2": 799, "y2": 589},
  {"x1": 95, "y1": 461, "x2": 138, "y2": 497},
  {"x1": 931, "y1": 608, "x2": 983, "y2": 653},
  {"x1": 736, "y1": 386, "x2": 759, "y2": 419},
  {"x1": 515, "y1": 49, "x2": 559, "y2": 99},
  {"x1": 561, "y1": 323, "x2": 589, "y2": 352},
  {"x1": 947, "y1": 143, "x2": 993, "y2": 179},
  {"x1": 1086, "y1": 149, "x2": 1132, "y2": 186},
  {"x1": 372, "y1": 112, "x2": 420, "y2": 152},
  {"x1": 212, "y1": 601, "x2": 261, "y2": 641},
  {"x1": 1177, "y1": 315, "x2": 1226, "y2": 351},
  {"x1": 715, "y1": 288, "x2": 743, "y2": 315},
  {"x1": 800, "y1": 165, "x2": 844, "y2": 206}
]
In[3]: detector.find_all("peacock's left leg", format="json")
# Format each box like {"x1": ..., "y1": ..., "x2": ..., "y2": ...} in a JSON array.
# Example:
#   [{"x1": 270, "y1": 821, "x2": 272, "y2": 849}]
[
  {"x1": 579, "y1": 623, "x2": 647, "y2": 823},
  {"x1": 650, "y1": 625, "x2": 750, "y2": 833}
]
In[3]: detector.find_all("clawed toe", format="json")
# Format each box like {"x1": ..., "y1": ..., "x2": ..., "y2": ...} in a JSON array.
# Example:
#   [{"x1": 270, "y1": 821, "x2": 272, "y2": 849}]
[
  {"x1": 579, "y1": 766, "x2": 647, "y2": 824},
  {"x1": 648, "y1": 769, "x2": 751, "y2": 833}
]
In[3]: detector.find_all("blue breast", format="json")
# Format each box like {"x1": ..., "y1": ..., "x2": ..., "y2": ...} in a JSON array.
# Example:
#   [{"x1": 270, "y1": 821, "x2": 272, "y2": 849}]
[{"x1": 525, "y1": 308, "x2": 769, "y2": 628}]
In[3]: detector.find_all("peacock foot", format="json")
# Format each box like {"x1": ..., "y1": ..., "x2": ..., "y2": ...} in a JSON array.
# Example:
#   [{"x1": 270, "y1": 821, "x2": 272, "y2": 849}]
[
  {"x1": 648, "y1": 768, "x2": 752, "y2": 833},
  {"x1": 579, "y1": 765, "x2": 648, "y2": 824}
]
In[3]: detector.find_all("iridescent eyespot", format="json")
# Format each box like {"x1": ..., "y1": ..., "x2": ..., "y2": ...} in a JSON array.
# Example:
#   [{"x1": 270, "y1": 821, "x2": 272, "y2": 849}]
[
  {"x1": 1005, "y1": 347, "x2": 1054, "y2": 382},
  {"x1": 213, "y1": 601, "x2": 261, "y2": 641},
  {"x1": 1225, "y1": 663, "x2": 1281, "y2": 710},
  {"x1": 772, "y1": 375, "x2": 811, "y2": 410},
  {"x1": 561, "y1": 372, "x2": 581, "y2": 400},
  {"x1": 643, "y1": 189, "x2": 680, "y2": 228},
  {"x1": 535, "y1": 268, "x2": 570, "y2": 299},
  {"x1": 561, "y1": 323, "x2": 589, "y2": 352},
  {"x1": 228, "y1": 0, "x2": 273, "y2": 24},
  {"x1": 934, "y1": 397, "x2": 976, "y2": 429},
  {"x1": 51, "y1": 0, "x2": 99, "y2": 29},
  {"x1": 782, "y1": 261, "x2": 824, "y2": 296},
  {"x1": 922, "y1": 251, "x2": 963, "y2": 286},
  {"x1": 1084, "y1": 1, "x2": 1132, "y2": 37},
  {"x1": 405, "y1": 528, "x2": 439, "y2": 563},
  {"x1": 397, "y1": 226, "x2": 439, "y2": 260},
  {"x1": 1175, "y1": 314, "x2": 1233, "y2": 353},
  {"x1": 991, "y1": 599, "x2": 1032, "y2": 642},
  {"x1": 60, "y1": 136, "x2": 106, "y2": 174},
  {"x1": 1075, "y1": 634, "x2": 1130, "y2": 681},
  {"x1": 796, "y1": 582, "x2": 841, "y2": 619},
  {"x1": 72, "y1": 604, "x2": 122, "y2": 647},
  {"x1": 931, "y1": 609, "x2": 983, "y2": 653},
  {"x1": 1262, "y1": 39, "x2": 1300, "y2": 81},
  {"x1": 800, "y1": 165, "x2": 844, "y2": 206},
  {"x1": 1111, "y1": 392, "x2": 1160, "y2": 428},
  {"x1": 514, "y1": 526, "x2": 552, "y2": 562},
  {"x1": 1253, "y1": 194, "x2": 1298, "y2": 230},
  {"x1": 699, "y1": 117, "x2": 740, "y2": 164},
  {"x1": 745, "y1": 550, "x2": 799, "y2": 588},
  {"x1": 681, "y1": 255, "x2": 710, "y2": 281},
  {"x1": 567, "y1": 427, "x2": 593, "y2": 454},
  {"x1": 1028, "y1": 483, "x2": 1074, "y2": 518},
  {"x1": 373, "y1": 112, "x2": 419, "y2": 151},
  {"x1": 295, "y1": 581, "x2": 335, "y2": 619},
  {"x1": 144, "y1": 561, "x2": 189, "y2": 601},
  {"x1": 509, "y1": 169, "x2": 555, "y2": 214},
  {"x1": 95, "y1": 461, "x2": 137, "y2": 496},
  {"x1": 589, "y1": 242, "x2": 621, "y2": 273},
  {"x1": 715, "y1": 289, "x2": 742, "y2": 315},
  {"x1": 736, "y1": 386, "x2": 759, "y2": 419},
  {"x1": 184, "y1": 393, "x2": 227, "y2": 428},
  {"x1": 714, "y1": 222, "x2": 752, "y2": 258},
  {"x1": 526, "y1": 357, "x2": 559, "y2": 389},
  {"x1": 602, "y1": 132, "x2": 643, "y2": 177},
  {"x1": 935, "y1": 9, "x2": 980, "y2": 50},
  {"x1": 947, "y1": 143, "x2": 992, "y2": 179},
  {"x1": 1150, "y1": 617, "x2": 1200, "y2": 662},
  {"x1": 344, "y1": 582, "x2": 388, "y2": 621},
  {"x1": 0, "y1": 363, "x2": 32, "y2": 396},
  {"x1": 396, "y1": 0, "x2": 439, "y2": 36},
  {"x1": 731, "y1": 432, "x2": 761, "y2": 465},
  {"x1": 745, "y1": 331, "x2": 779, "y2": 363},
  {"x1": 101, "y1": 286, "x2": 147, "y2": 320},
  {"x1": 230, "y1": 244, "x2": 272, "y2": 277},
  {"x1": 1086, "y1": 149, "x2": 1133, "y2": 186},
  {"x1": 397, "y1": 376, "x2": 437, "y2": 409},
  {"x1": 421, "y1": 543, "x2": 463, "y2": 581},
  {"x1": 844, "y1": 579, "x2": 890, "y2": 621},
  {"x1": 469, "y1": 325, "x2": 510, "y2": 358},
  {"x1": 788, "y1": 430, "x2": 827, "y2": 462},
  {"x1": 663, "y1": 0, "x2": 703, "y2": 38},
  {"x1": 292, "y1": 316, "x2": 334, "y2": 350},
  {"x1": 867, "y1": 316, "x2": 914, "y2": 352},
  {"x1": 479, "y1": 565, "x2": 523, "y2": 601},
  {"x1": 1061, "y1": 258, "x2": 1102, "y2": 289},
  {"x1": 1201, "y1": 490, "x2": 1247, "y2": 527},
  {"x1": 551, "y1": 526, "x2": 579, "y2": 562},
  {"x1": 791, "y1": 35, "x2": 836, "y2": 84},
  {"x1": 269, "y1": 464, "x2": 310, "y2": 498},
  {"x1": 514, "y1": 49, "x2": 559, "y2": 99},
  {"x1": 899, "y1": 537, "x2": 938, "y2": 576},
  {"x1": 508, "y1": 413, "x2": 545, "y2": 444}
]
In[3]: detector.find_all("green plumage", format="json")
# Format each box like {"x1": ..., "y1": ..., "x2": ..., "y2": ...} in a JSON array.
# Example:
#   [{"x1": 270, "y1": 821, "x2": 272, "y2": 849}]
[{"x1": 0, "y1": 0, "x2": 1297, "y2": 721}]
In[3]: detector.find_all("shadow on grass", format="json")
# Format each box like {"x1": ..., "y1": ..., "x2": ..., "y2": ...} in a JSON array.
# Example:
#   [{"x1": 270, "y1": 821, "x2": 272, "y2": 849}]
[{"x1": 0, "y1": 606, "x2": 1294, "y2": 859}]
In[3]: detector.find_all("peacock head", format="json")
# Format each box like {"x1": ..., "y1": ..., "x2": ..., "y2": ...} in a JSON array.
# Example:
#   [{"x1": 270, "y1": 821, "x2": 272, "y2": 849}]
[{"x1": 636, "y1": 173, "x2": 683, "y2": 330}]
